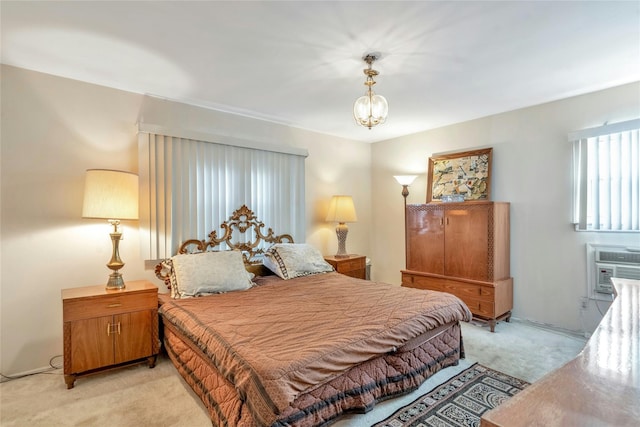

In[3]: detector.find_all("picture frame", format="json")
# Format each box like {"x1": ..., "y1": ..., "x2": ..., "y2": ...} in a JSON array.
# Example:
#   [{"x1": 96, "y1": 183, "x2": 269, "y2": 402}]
[{"x1": 427, "y1": 147, "x2": 492, "y2": 202}]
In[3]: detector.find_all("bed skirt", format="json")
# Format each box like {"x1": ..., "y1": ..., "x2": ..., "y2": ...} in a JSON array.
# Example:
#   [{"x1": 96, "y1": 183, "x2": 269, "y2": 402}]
[{"x1": 162, "y1": 320, "x2": 464, "y2": 427}]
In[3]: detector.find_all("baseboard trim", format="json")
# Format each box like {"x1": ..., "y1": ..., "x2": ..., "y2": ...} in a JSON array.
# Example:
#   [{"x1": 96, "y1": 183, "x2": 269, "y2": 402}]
[{"x1": 509, "y1": 317, "x2": 587, "y2": 341}]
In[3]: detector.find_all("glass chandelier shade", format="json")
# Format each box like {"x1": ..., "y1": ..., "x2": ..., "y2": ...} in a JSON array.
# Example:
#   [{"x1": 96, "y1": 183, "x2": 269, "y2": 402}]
[
  {"x1": 353, "y1": 92, "x2": 388, "y2": 129},
  {"x1": 353, "y1": 53, "x2": 388, "y2": 129}
]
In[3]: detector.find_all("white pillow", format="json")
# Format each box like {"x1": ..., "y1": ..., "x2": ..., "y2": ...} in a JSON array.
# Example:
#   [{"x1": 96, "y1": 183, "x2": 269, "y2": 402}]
[
  {"x1": 170, "y1": 250, "x2": 253, "y2": 298},
  {"x1": 263, "y1": 243, "x2": 334, "y2": 280}
]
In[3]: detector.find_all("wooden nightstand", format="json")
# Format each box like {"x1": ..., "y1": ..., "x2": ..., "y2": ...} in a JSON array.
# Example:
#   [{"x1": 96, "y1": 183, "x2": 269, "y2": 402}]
[
  {"x1": 61, "y1": 280, "x2": 160, "y2": 389},
  {"x1": 324, "y1": 255, "x2": 367, "y2": 279}
]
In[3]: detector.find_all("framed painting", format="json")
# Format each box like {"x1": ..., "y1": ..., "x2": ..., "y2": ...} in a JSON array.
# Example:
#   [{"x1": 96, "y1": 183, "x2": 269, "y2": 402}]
[{"x1": 427, "y1": 147, "x2": 492, "y2": 202}]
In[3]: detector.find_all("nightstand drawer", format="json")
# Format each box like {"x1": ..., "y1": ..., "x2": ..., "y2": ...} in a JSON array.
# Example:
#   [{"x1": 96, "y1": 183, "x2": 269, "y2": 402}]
[
  {"x1": 342, "y1": 268, "x2": 366, "y2": 279},
  {"x1": 63, "y1": 291, "x2": 157, "y2": 321},
  {"x1": 324, "y1": 255, "x2": 367, "y2": 280},
  {"x1": 336, "y1": 257, "x2": 365, "y2": 273}
]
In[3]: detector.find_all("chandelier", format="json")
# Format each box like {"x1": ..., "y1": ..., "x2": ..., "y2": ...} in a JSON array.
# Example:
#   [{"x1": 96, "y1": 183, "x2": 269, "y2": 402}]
[{"x1": 353, "y1": 53, "x2": 388, "y2": 129}]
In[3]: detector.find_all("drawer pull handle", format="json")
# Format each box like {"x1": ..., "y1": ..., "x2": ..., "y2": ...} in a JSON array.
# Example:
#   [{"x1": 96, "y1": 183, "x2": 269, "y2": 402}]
[{"x1": 107, "y1": 303, "x2": 122, "y2": 308}]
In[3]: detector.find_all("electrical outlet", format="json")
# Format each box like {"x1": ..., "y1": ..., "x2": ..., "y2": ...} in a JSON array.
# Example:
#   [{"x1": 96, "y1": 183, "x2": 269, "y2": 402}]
[{"x1": 580, "y1": 297, "x2": 589, "y2": 310}]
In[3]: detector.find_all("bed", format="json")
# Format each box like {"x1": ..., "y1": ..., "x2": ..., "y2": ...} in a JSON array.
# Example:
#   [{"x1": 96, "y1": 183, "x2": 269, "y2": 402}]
[{"x1": 155, "y1": 205, "x2": 472, "y2": 427}]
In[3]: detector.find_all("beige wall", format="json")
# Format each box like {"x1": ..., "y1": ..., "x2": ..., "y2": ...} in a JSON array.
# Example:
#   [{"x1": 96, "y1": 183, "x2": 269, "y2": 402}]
[
  {"x1": 0, "y1": 65, "x2": 371, "y2": 375},
  {"x1": 371, "y1": 81, "x2": 640, "y2": 333}
]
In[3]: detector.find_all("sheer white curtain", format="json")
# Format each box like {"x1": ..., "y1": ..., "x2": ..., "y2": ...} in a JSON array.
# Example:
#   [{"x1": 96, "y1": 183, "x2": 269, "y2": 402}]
[
  {"x1": 571, "y1": 119, "x2": 640, "y2": 232},
  {"x1": 138, "y1": 127, "x2": 307, "y2": 260}
]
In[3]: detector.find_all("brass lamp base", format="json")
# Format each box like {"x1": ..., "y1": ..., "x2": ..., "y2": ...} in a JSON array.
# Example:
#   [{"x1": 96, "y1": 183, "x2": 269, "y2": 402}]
[
  {"x1": 105, "y1": 220, "x2": 126, "y2": 290},
  {"x1": 106, "y1": 272, "x2": 125, "y2": 290}
]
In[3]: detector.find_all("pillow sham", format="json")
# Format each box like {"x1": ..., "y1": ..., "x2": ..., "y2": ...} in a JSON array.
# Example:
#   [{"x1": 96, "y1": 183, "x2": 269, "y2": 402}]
[
  {"x1": 263, "y1": 243, "x2": 334, "y2": 280},
  {"x1": 170, "y1": 250, "x2": 253, "y2": 298}
]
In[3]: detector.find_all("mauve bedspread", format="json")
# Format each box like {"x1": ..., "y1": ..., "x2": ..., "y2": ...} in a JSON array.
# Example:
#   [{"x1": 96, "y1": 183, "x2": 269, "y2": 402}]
[{"x1": 159, "y1": 272, "x2": 472, "y2": 426}]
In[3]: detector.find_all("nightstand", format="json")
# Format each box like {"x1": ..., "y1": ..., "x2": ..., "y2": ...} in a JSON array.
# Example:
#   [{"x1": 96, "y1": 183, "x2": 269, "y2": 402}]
[
  {"x1": 324, "y1": 255, "x2": 367, "y2": 279},
  {"x1": 61, "y1": 280, "x2": 160, "y2": 389}
]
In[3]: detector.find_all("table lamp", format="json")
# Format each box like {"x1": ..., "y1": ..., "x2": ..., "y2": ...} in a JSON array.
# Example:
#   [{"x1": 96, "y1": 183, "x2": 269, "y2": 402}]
[
  {"x1": 82, "y1": 169, "x2": 139, "y2": 290},
  {"x1": 326, "y1": 195, "x2": 357, "y2": 257}
]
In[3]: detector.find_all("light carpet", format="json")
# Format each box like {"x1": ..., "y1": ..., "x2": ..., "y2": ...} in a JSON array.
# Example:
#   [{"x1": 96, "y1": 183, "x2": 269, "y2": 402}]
[{"x1": 0, "y1": 357, "x2": 210, "y2": 427}]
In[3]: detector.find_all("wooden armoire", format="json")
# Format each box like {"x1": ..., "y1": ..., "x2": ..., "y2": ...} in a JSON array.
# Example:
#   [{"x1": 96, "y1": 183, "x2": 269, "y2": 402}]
[{"x1": 401, "y1": 201, "x2": 513, "y2": 331}]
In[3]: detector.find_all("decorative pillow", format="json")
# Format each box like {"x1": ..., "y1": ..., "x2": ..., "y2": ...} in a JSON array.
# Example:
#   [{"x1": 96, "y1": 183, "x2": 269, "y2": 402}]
[
  {"x1": 263, "y1": 243, "x2": 334, "y2": 280},
  {"x1": 170, "y1": 250, "x2": 253, "y2": 298},
  {"x1": 157, "y1": 258, "x2": 178, "y2": 298}
]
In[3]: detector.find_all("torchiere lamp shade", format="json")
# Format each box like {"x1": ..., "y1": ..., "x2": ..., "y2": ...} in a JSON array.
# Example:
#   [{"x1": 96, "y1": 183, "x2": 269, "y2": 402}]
[{"x1": 394, "y1": 175, "x2": 417, "y2": 199}]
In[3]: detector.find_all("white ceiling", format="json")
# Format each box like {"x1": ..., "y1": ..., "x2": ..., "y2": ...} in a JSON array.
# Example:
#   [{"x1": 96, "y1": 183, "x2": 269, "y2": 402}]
[{"x1": 2, "y1": 1, "x2": 639, "y2": 143}]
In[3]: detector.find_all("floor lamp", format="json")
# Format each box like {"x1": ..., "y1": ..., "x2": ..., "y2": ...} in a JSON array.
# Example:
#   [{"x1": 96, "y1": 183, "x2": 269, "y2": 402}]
[
  {"x1": 393, "y1": 175, "x2": 417, "y2": 204},
  {"x1": 394, "y1": 176, "x2": 417, "y2": 271}
]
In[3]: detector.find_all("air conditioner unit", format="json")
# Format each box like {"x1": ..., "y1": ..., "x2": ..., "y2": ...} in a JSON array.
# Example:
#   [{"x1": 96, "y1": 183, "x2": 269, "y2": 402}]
[{"x1": 594, "y1": 248, "x2": 640, "y2": 294}]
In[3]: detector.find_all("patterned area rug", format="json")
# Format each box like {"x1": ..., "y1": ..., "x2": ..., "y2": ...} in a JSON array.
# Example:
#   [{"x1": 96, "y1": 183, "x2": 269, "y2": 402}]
[{"x1": 372, "y1": 363, "x2": 529, "y2": 427}]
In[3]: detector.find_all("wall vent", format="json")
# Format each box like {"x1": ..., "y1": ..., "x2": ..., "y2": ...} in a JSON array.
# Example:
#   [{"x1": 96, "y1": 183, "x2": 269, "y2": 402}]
[{"x1": 597, "y1": 250, "x2": 640, "y2": 265}]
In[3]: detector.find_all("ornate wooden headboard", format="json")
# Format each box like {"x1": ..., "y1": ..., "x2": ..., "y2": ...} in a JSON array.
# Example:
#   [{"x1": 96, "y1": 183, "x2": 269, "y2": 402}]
[{"x1": 154, "y1": 205, "x2": 294, "y2": 285}]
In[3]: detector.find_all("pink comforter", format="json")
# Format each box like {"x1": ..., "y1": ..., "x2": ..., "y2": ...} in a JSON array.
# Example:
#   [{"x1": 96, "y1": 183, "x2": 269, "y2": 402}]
[{"x1": 159, "y1": 272, "x2": 471, "y2": 426}]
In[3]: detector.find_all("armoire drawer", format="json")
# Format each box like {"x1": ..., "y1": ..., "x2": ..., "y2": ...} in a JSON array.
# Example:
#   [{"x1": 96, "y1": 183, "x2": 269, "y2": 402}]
[{"x1": 458, "y1": 297, "x2": 495, "y2": 318}]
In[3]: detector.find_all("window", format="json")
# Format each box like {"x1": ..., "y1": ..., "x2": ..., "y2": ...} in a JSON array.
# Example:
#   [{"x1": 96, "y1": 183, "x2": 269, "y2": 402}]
[
  {"x1": 571, "y1": 119, "x2": 639, "y2": 232},
  {"x1": 138, "y1": 125, "x2": 308, "y2": 259}
]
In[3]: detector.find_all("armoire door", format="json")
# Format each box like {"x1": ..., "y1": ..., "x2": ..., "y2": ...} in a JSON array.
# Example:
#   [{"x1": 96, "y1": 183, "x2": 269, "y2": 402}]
[
  {"x1": 406, "y1": 205, "x2": 445, "y2": 274},
  {"x1": 444, "y1": 204, "x2": 490, "y2": 280}
]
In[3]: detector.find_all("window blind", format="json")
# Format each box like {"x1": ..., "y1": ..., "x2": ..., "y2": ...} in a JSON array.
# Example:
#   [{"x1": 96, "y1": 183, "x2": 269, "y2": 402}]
[
  {"x1": 138, "y1": 129, "x2": 307, "y2": 260},
  {"x1": 571, "y1": 119, "x2": 640, "y2": 232}
]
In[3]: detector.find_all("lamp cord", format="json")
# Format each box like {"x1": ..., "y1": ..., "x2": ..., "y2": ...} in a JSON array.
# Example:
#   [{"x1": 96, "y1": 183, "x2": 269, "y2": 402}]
[{"x1": 0, "y1": 355, "x2": 63, "y2": 383}]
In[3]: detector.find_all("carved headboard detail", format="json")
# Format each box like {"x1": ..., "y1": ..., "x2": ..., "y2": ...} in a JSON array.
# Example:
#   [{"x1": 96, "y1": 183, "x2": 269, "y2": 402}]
[{"x1": 154, "y1": 204, "x2": 294, "y2": 286}]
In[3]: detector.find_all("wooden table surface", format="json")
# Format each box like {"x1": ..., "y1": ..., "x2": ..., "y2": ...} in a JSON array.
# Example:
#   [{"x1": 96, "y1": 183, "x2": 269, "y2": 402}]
[{"x1": 481, "y1": 278, "x2": 640, "y2": 427}]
